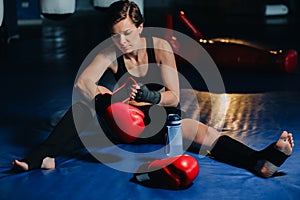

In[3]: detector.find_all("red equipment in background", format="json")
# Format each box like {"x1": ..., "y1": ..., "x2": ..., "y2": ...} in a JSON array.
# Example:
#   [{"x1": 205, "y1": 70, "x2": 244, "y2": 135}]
[{"x1": 167, "y1": 11, "x2": 298, "y2": 73}]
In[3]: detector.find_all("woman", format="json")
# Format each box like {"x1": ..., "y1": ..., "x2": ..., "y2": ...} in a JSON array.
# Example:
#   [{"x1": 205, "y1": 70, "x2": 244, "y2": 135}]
[{"x1": 12, "y1": 0, "x2": 294, "y2": 178}]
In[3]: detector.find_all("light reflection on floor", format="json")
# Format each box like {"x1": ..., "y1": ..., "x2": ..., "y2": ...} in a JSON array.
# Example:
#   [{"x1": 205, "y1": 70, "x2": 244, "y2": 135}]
[{"x1": 181, "y1": 89, "x2": 294, "y2": 140}]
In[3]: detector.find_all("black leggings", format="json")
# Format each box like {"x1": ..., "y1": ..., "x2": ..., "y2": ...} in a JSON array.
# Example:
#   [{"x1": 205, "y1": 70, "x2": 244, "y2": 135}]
[
  {"x1": 22, "y1": 100, "x2": 289, "y2": 174},
  {"x1": 22, "y1": 99, "x2": 182, "y2": 169}
]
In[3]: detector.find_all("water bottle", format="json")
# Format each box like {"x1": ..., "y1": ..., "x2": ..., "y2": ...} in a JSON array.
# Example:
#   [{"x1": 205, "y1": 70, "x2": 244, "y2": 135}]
[{"x1": 165, "y1": 114, "x2": 183, "y2": 156}]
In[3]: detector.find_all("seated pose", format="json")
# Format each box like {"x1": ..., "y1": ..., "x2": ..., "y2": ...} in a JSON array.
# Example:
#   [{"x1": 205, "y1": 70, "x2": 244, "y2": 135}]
[{"x1": 12, "y1": 0, "x2": 294, "y2": 178}]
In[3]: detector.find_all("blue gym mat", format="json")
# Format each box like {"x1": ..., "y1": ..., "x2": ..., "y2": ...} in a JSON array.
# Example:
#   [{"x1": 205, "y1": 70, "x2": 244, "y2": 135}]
[{"x1": 1, "y1": 10, "x2": 300, "y2": 200}]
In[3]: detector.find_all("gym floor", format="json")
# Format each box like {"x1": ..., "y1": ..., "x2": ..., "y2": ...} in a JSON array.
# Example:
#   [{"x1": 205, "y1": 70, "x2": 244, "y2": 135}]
[{"x1": 0, "y1": 4, "x2": 300, "y2": 200}]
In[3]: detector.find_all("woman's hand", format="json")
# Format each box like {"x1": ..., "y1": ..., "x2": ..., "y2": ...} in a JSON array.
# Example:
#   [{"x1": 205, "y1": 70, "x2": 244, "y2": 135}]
[
  {"x1": 128, "y1": 83, "x2": 151, "y2": 106},
  {"x1": 129, "y1": 83, "x2": 140, "y2": 100},
  {"x1": 131, "y1": 83, "x2": 161, "y2": 104}
]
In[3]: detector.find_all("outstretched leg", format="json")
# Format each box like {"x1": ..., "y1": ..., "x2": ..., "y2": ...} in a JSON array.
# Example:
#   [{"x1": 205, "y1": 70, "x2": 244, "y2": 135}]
[
  {"x1": 182, "y1": 119, "x2": 220, "y2": 153},
  {"x1": 183, "y1": 120, "x2": 294, "y2": 177},
  {"x1": 210, "y1": 131, "x2": 294, "y2": 177}
]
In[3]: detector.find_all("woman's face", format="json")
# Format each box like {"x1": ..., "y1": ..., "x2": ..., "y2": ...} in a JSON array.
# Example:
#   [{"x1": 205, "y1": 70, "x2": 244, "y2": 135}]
[{"x1": 111, "y1": 16, "x2": 143, "y2": 54}]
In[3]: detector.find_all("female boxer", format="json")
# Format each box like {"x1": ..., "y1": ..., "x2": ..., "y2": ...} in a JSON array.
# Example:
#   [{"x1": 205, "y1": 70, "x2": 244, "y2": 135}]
[{"x1": 12, "y1": 0, "x2": 294, "y2": 178}]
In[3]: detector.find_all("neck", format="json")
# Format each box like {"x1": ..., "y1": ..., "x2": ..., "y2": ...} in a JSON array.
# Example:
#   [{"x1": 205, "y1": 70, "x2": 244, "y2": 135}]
[
  {"x1": 124, "y1": 38, "x2": 146, "y2": 62},
  {"x1": 124, "y1": 49, "x2": 141, "y2": 61}
]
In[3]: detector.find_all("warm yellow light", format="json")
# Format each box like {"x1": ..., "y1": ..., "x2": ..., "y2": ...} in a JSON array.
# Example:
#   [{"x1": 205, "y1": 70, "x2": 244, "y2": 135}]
[{"x1": 269, "y1": 50, "x2": 278, "y2": 54}]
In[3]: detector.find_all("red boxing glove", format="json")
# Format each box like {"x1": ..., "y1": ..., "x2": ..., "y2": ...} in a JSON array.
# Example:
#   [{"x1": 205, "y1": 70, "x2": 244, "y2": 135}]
[
  {"x1": 95, "y1": 77, "x2": 145, "y2": 143},
  {"x1": 134, "y1": 154, "x2": 199, "y2": 189},
  {"x1": 104, "y1": 102, "x2": 145, "y2": 143}
]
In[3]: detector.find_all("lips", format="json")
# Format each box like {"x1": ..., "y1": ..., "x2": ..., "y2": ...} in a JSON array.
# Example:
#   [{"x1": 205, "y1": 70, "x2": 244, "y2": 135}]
[
  {"x1": 120, "y1": 45, "x2": 132, "y2": 52},
  {"x1": 121, "y1": 45, "x2": 130, "y2": 50}
]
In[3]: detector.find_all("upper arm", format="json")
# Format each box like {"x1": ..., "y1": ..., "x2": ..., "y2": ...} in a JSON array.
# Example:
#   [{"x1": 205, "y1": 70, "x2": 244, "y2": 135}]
[
  {"x1": 154, "y1": 38, "x2": 179, "y2": 97},
  {"x1": 77, "y1": 53, "x2": 110, "y2": 84}
]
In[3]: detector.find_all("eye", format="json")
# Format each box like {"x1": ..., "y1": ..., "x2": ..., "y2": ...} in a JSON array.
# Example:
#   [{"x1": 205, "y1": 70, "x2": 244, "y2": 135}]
[
  {"x1": 124, "y1": 30, "x2": 133, "y2": 36},
  {"x1": 111, "y1": 34, "x2": 120, "y2": 40}
]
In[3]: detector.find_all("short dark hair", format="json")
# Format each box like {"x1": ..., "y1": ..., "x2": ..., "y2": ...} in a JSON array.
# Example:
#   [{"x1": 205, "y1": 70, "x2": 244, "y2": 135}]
[{"x1": 106, "y1": 0, "x2": 144, "y2": 30}]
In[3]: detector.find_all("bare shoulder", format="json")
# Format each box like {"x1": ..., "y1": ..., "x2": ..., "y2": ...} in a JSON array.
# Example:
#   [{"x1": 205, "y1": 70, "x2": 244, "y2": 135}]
[
  {"x1": 92, "y1": 44, "x2": 118, "y2": 69},
  {"x1": 152, "y1": 37, "x2": 173, "y2": 52},
  {"x1": 95, "y1": 44, "x2": 116, "y2": 61},
  {"x1": 152, "y1": 37, "x2": 175, "y2": 65}
]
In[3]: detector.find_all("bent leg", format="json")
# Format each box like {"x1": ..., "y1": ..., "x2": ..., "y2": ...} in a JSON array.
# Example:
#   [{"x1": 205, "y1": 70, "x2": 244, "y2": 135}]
[{"x1": 13, "y1": 102, "x2": 93, "y2": 171}]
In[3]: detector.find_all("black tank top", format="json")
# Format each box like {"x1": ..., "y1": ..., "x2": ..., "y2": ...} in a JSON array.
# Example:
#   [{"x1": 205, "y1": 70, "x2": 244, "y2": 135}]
[
  {"x1": 114, "y1": 37, "x2": 164, "y2": 92},
  {"x1": 112, "y1": 37, "x2": 182, "y2": 123}
]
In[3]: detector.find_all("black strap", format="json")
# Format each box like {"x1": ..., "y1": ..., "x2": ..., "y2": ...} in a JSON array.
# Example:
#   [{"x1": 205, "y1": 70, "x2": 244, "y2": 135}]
[
  {"x1": 145, "y1": 37, "x2": 156, "y2": 64},
  {"x1": 259, "y1": 142, "x2": 289, "y2": 167}
]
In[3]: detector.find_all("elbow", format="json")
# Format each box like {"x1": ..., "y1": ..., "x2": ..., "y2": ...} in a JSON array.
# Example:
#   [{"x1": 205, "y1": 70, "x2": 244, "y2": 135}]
[
  {"x1": 74, "y1": 79, "x2": 85, "y2": 93},
  {"x1": 160, "y1": 91, "x2": 179, "y2": 107},
  {"x1": 165, "y1": 95, "x2": 179, "y2": 107},
  {"x1": 170, "y1": 91, "x2": 180, "y2": 107},
  {"x1": 73, "y1": 78, "x2": 95, "y2": 100},
  {"x1": 172, "y1": 98, "x2": 180, "y2": 107}
]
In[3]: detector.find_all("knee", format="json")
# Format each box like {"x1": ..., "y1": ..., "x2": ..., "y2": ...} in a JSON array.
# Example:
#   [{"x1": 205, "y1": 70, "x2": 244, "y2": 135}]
[{"x1": 72, "y1": 101, "x2": 95, "y2": 122}]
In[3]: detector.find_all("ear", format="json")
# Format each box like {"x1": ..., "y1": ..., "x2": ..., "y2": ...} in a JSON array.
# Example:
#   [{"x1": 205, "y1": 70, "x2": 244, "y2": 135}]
[{"x1": 138, "y1": 23, "x2": 144, "y2": 34}]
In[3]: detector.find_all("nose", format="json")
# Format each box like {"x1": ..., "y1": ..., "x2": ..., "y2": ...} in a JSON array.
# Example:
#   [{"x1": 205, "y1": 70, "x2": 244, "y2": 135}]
[{"x1": 119, "y1": 34, "x2": 127, "y2": 45}]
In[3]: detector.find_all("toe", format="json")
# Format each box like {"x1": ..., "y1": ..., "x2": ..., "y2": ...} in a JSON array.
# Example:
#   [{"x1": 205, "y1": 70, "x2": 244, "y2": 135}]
[
  {"x1": 14, "y1": 160, "x2": 29, "y2": 171},
  {"x1": 281, "y1": 131, "x2": 288, "y2": 139},
  {"x1": 287, "y1": 133, "x2": 294, "y2": 146}
]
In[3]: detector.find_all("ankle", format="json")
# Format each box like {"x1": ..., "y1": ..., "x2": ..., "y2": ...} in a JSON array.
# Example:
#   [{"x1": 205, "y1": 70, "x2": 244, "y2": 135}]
[{"x1": 254, "y1": 160, "x2": 277, "y2": 178}]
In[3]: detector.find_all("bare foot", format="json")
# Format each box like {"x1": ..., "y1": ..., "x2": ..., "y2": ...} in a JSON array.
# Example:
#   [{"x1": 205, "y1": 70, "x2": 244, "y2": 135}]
[
  {"x1": 275, "y1": 131, "x2": 294, "y2": 155},
  {"x1": 12, "y1": 160, "x2": 29, "y2": 171},
  {"x1": 258, "y1": 131, "x2": 294, "y2": 178},
  {"x1": 12, "y1": 157, "x2": 55, "y2": 171}
]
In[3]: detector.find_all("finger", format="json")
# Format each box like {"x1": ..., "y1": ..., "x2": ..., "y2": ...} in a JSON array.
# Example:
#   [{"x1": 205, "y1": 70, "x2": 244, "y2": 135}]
[
  {"x1": 130, "y1": 92, "x2": 136, "y2": 99},
  {"x1": 134, "y1": 83, "x2": 141, "y2": 90},
  {"x1": 131, "y1": 87, "x2": 138, "y2": 93}
]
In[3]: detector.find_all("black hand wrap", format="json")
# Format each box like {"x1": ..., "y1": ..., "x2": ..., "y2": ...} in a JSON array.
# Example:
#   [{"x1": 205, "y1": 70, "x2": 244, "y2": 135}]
[{"x1": 135, "y1": 84, "x2": 161, "y2": 104}]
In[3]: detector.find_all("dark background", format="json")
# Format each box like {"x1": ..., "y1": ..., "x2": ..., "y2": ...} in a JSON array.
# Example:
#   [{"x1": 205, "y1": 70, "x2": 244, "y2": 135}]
[{"x1": 1, "y1": 0, "x2": 299, "y2": 94}]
